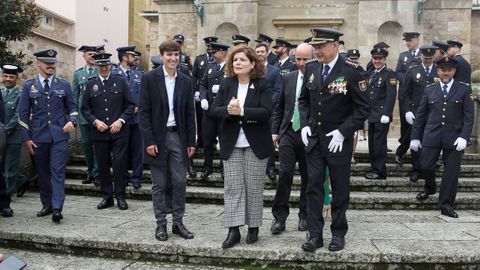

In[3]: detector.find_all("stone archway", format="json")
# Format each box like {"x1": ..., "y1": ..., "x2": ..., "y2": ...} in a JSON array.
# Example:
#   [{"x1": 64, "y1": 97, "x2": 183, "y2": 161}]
[
  {"x1": 377, "y1": 21, "x2": 403, "y2": 69},
  {"x1": 215, "y1": 22, "x2": 239, "y2": 44}
]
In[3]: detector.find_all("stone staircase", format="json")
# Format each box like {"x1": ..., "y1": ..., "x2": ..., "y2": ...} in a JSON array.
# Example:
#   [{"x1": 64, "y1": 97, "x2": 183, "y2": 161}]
[{"x1": 2, "y1": 146, "x2": 480, "y2": 269}]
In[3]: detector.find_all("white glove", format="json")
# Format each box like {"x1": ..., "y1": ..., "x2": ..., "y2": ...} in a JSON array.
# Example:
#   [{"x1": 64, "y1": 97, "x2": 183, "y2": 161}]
[
  {"x1": 410, "y1": 139, "x2": 422, "y2": 152},
  {"x1": 301, "y1": 126, "x2": 311, "y2": 147},
  {"x1": 211, "y1": 85, "x2": 220, "y2": 94},
  {"x1": 454, "y1": 137, "x2": 467, "y2": 151},
  {"x1": 326, "y1": 129, "x2": 344, "y2": 153},
  {"x1": 380, "y1": 115, "x2": 390, "y2": 124},
  {"x1": 194, "y1": 91, "x2": 201, "y2": 102},
  {"x1": 200, "y1": 99, "x2": 209, "y2": 110},
  {"x1": 405, "y1": 111, "x2": 415, "y2": 125}
]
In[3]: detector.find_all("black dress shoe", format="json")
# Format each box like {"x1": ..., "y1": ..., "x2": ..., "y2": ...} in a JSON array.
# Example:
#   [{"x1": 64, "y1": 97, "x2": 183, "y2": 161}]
[
  {"x1": 441, "y1": 208, "x2": 459, "y2": 218},
  {"x1": 172, "y1": 223, "x2": 194, "y2": 239},
  {"x1": 395, "y1": 155, "x2": 403, "y2": 166},
  {"x1": 416, "y1": 191, "x2": 434, "y2": 201},
  {"x1": 187, "y1": 166, "x2": 197, "y2": 179},
  {"x1": 155, "y1": 225, "x2": 168, "y2": 241},
  {"x1": 37, "y1": 207, "x2": 52, "y2": 217},
  {"x1": 1, "y1": 207, "x2": 14, "y2": 217},
  {"x1": 97, "y1": 198, "x2": 114, "y2": 209},
  {"x1": 94, "y1": 176, "x2": 100, "y2": 187},
  {"x1": 298, "y1": 218, "x2": 308, "y2": 231},
  {"x1": 266, "y1": 170, "x2": 276, "y2": 181},
  {"x1": 328, "y1": 235, "x2": 345, "y2": 251},
  {"x1": 409, "y1": 173, "x2": 420, "y2": 182},
  {"x1": 270, "y1": 220, "x2": 285, "y2": 235},
  {"x1": 117, "y1": 199, "x2": 128, "y2": 210},
  {"x1": 52, "y1": 209, "x2": 63, "y2": 222},
  {"x1": 246, "y1": 227, "x2": 259, "y2": 244},
  {"x1": 222, "y1": 227, "x2": 240, "y2": 249},
  {"x1": 200, "y1": 169, "x2": 212, "y2": 180},
  {"x1": 365, "y1": 172, "x2": 386, "y2": 180},
  {"x1": 132, "y1": 182, "x2": 142, "y2": 190},
  {"x1": 16, "y1": 181, "x2": 29, "y2": 197},
  {"x1": 301, "y1": 236, "x2": 324, "y2": 252},
  {"x1": 82, "y1": 175, "x2": 94, "y2": 184}
]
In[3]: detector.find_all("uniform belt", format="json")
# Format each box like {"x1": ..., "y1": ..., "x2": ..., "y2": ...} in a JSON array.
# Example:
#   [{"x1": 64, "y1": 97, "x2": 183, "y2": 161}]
[{"x1": 166, "y1": 126, "x2": 177, "y2": 132}]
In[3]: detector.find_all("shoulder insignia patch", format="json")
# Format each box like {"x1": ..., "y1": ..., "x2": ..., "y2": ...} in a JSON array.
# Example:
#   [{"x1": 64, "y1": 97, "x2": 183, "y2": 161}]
[{"x1": 359, "y1": 80, "x2": 367, "y2": 91}]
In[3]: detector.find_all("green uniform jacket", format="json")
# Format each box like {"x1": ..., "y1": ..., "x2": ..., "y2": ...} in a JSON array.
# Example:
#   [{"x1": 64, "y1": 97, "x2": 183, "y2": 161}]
[
  {"x1": 2, "y1": 86, "x2": 21, "y2": 144},
  {"x1": 73, "y1": 66, "x2": 98, "y2": 125}
]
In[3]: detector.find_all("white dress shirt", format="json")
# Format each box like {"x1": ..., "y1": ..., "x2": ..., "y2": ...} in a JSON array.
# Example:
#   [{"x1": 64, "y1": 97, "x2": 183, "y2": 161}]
[
  {"x1": 291, "y1": 71, "x2": 304, "y2": 122},
  {"x1": 163, "y1": 65, "x2": 177, "y2": 127},
  {"x1": 440, "y1": 79, "x2": 454, "y2": 95},
  {"x1": 235, "y1": 82, "x2": 250, "y2": 148}
]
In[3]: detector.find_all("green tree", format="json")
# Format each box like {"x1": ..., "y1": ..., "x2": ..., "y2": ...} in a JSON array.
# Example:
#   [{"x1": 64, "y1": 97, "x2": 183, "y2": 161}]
[{"x1": 0, "y1": 0, "x2": 40, "y2": 66}]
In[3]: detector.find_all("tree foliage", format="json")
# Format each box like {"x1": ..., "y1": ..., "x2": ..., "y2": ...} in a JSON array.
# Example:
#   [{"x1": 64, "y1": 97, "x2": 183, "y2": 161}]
[{"x1": 0, "y1": 0, "x2": 40, "y2": 66}]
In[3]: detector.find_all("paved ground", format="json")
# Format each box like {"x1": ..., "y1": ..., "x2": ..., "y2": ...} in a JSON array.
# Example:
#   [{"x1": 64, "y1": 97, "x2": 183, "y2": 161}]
[{"x1": 2, "y1": 193, "x2": 480, "y2": 269}]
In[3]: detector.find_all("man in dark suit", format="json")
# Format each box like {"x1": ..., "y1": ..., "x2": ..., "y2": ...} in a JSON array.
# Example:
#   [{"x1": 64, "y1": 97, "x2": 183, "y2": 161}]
[
  {"x1": 273, "y1": 39, "x2": 297, "y2": 76},
  {"x1": 410, "y1": 56, "x2": 474, "y2": 218},
  {"x1": 81, "y1": 53, "x2": 135, "y2": 211},
  {"x1": 138, "y1": 40, "x2": 196, "y2": 242},
  {"x1": 446, "y1": 40, "x2": 471, "y2": 84},
  {"x1": 192, "y1": 36, "x2": 218, "y2": 153},
  {"x1": 255, "y1": 33, "x2": 277, "y2": 65},
  {"x1": 255, "y1": 43, "x2": 282, "y2": 180},
  {"x1": 271, "y1": 43, "x2": 313, "y2": 235},
  {"x1": 198, "y1": 42, "x2": 229, "y2": 180},
  {"x1": 395, "y1": 32, "x2": 422, "y2": 165},
  {"x1": 402, "y1": 45, "x2": 438, "y2": 182},
  {"x1": 365, "y1": 47, "x2": 397, "y2": 180},
  {"x1": 299, "y1": 28, "x2": 369, "y2": 252}
]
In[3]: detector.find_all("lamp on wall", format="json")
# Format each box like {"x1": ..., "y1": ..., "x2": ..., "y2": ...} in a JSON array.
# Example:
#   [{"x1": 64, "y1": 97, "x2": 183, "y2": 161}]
[
  {"x1": 193, "y1": 0, "x2": 204, "y2": 27},
  {"x1": 417, "y1": 0, "x2": 426, "y2": 24}
]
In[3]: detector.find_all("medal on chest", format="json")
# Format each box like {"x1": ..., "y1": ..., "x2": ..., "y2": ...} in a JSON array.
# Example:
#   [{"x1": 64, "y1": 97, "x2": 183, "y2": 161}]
[{"x1": 328, "y1": 76, "x2": 348, "y2": 95}]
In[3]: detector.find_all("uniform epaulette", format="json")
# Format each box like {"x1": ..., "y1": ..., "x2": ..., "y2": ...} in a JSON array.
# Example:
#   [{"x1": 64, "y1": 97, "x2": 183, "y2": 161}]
[
  {"x1": 88, "y1": 76, "x2": 97, "y2": 81},
  {"x1": 407, "y1": 64, "x2": 418, "y2": 69},
  {"x1": 113, "y1": 73, "x2": 124, "y2": 77},
  {"x1": 344, "y1": 60, "x2": 359, "y2": 69},
  {"x1": 75, "y1": 67, "x2": 84, "y2": 72},
  {"x1": 459, "y1": 81, "x2": 470, "y2": 86},
  {"x1": 24, "y1": 78, "x2": 35, "y2": 84},
  {"x1": 425, "y1": 82, "x2": 437, "y2": 88},
  {"x1": 55, "y1": 77, "x2": 69, "y2": 83}
]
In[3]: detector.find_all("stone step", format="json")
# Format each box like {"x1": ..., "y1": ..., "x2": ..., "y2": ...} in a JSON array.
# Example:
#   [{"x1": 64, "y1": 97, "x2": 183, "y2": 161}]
[
  {"x1": 66, "y1": 157, "x2": 480, "y2": 178},
  {"x1": 65, "y1": 166, "x2": 480, "y2": 192},
  {"x1": 61, "y1": 179, "x2": 480, "y2": 210},
  {"x1": 3, "y1": 194, "x2": 480, "y2": 269}
]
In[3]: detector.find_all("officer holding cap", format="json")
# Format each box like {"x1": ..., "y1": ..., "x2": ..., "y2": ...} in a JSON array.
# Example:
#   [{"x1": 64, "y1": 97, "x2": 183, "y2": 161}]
[
  {"x1": 410, "y1": 56, "x2": 474, "y2": 218},
  {"x1": 17, "y1": 49, "x2": 78, "y2": 222}
]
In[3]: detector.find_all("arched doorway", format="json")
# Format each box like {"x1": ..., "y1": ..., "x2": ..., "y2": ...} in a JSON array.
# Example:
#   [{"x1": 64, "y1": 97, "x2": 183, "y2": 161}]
[
  {"x1": 378, "y1": 21, "x2": 403, "y2": 69},
  {"x1": 215, "y1": 22, "x2": 239, "y2": 44}
]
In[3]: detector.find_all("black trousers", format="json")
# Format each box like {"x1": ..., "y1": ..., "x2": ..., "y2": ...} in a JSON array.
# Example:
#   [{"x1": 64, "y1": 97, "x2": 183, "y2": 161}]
[
  {"x1": 420, "y1": 146, "x2": 462, "y2": 210},
  {"x1": 306, "y1": 139, "x2": 352, "y2": 238},
  {"x1": 395, "y1": 102, "x2": 410, "y2": 157},
  {"x1": 194, "y1": 101, "x2": 203, "y2": 148},
  {"x1": 93, "y1": 135, "x2": 129, "y2": 200},
  {"x1": 272, "y1": 127, "x2": 308, "y2": 222},
  {"x1": 0, "y1": 172, "x2": 11, "y2": 209},
  {"x1": 368, "y1": 122, "x2": 390, "y2": 177},
  {"x1": 202, "y1": 112, "x2": 220, "y2": 171}
]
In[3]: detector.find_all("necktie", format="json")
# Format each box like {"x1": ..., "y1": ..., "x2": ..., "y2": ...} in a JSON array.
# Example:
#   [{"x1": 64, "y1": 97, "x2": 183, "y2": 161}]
[
  {"x1": 215, "y1": 64, "x2": 221, "y2": 72},
  {"x1": 126, "y1": 70, "x2": 131, "y2": 80},
  {"x1": 411, "y1": 50, "x2": 416, "y2": 57},
  {"x1": 425, "y1": 67, "x2": 430, "y2": 75},
  {"x1": 88, "y1": 67, "x2": 93, "y2": 76},
  {"x1": 322, "y1": 65, "x2": 330, "y2": 81},
  {"x1": 44, "y1": 79, "x2": 50, "y2": 93},
  {"x1": 442, "y1": 84, "x2": 448, "y2": 97},
  {"x1": 292, "y1": 75, "x2": 303, "y2": 131}
]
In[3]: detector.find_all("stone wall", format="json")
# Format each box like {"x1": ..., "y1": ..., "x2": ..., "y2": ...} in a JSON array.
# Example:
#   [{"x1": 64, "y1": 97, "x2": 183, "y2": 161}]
[
  {"x1": 129, "y1": 0, "x2": 151, "y2": 71},
  {"x1": 471, "y1": 10, "x2": 480, "y2": 79}
]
